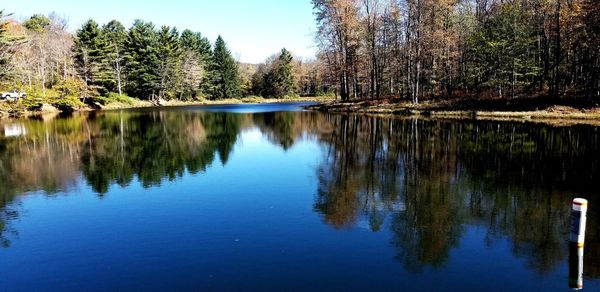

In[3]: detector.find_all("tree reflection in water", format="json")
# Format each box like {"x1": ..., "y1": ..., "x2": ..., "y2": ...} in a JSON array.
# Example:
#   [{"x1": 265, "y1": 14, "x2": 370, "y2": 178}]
[
  {"x1": 0, "y1": 110, "x2": 598, "y2": 276},
  {"x1": 313, "y1": 115, "x2": 599, "y2": 274}
]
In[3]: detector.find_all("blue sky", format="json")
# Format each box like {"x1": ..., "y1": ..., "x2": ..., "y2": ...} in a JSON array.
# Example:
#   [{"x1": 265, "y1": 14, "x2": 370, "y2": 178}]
[{"x1": 3, "y1": 0, "x2": 317, "y2": 63}]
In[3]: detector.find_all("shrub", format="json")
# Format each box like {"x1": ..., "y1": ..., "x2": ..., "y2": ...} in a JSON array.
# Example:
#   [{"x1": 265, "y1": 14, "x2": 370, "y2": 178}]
[{"x1": 96, "y1": 93, "x2": 136, "y2": 105}]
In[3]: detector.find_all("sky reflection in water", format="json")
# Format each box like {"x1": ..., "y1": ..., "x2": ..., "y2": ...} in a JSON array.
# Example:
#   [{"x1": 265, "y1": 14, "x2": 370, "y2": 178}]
[{"x1": 0, "y1": 103, "x2": 599, "y2": 290}]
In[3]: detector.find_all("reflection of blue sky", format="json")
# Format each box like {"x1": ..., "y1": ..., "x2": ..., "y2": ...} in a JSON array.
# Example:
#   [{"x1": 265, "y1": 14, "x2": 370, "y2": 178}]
[
  {"x1": 2, "y1": 109, "x2": 600, "y2": 290},
  {"x1": 190, "y1": 102, "x2": 317, "y2": 113}
]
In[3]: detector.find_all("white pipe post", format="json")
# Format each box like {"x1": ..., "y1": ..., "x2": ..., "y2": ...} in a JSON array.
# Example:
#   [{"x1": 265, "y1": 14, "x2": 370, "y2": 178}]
[
  {"x1": 568, "y1": 198, "x2": 588, "y2": 290},
  {"x1": 569, "y1": 243, "x2": 584, "y2": 290},
  {"x1": 570, "y1": 198, "x2": 588, "y2": 247}
]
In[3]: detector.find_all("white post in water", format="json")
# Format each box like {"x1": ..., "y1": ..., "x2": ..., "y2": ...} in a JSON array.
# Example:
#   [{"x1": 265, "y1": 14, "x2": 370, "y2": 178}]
[
  {"x1": 569, "y1": 244, "x2": 584, "y2": 290},
  {"x1": 570, "y1": 198, "x2": 588, "y2": 247},
  {"x1": 568, "y1": 198, "x2": 588, "y2": 290}
]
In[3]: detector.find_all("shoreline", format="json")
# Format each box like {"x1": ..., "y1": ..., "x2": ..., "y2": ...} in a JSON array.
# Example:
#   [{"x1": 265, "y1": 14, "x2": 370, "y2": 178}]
[
  {"x1": 0, "y1": 96, "x2": 331, "y2": 119},
  {"x1": 4, "y1": 96, "x2": 600, "y2": 126},
  {"x1": 308, "y1": 99, "x2": 600, "y2": 126}
]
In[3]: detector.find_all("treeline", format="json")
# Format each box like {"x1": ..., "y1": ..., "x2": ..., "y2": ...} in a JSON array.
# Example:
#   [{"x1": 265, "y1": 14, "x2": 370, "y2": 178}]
[
  {"x1": 313, "y1": 0, "x2": 600, "y2": 102},
  {"x1": 0, "y1": 11, "x2": 325, "y2": 104},
  {"x1": 251, "y1": 48, "x2": 331, "y2": 97}
]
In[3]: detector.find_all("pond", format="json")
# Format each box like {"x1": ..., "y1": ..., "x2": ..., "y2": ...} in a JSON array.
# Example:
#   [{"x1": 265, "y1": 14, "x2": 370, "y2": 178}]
[{"x1": 0, "y1": 103, "x2": 599, "y2": 290}]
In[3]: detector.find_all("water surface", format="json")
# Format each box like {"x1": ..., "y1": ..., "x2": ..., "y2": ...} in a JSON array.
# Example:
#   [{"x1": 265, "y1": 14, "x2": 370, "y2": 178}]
[{"x1": 1, "y1": 103, "x2": 599, "y2": 290}]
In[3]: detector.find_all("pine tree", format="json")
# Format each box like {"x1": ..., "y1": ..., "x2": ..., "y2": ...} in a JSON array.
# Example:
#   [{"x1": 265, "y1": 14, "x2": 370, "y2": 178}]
[
  {"x1": 206, "y1": 36, "x2": 240, "y2": 99},
  {"x1": 180, "y1": 29, "x2": 212, "y2": 65},
  {"x1": 125, "y1": 20, "x2": 160, "y2": 99},
  {"x1": 272, "y1": 48, "x2": 296, "y2": 97},
  {"x1": 74, "y1": 19, "x2": 110, "y2": 96},
  {"x1": 23, "y1": 14, "x2": 50, "y2": 32},
  {"x1": 156, "y1": 26, "x2": 184, "y2": 99},
  {"x1": 180, "y1": 29, "x2": 212, "y2": 98},
  {"x1": 102, "y1": 20, "x2": 127, "y2": 95}
]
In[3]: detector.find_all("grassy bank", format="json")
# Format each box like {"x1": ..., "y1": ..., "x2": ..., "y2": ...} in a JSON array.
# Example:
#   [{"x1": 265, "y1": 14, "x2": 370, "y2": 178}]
[
  {"x1": 0, "y1": 95, "x2": 333, "y2": 119},
  {"x1": 309, "y1": 97, "x2": 600, "y2": 126}
]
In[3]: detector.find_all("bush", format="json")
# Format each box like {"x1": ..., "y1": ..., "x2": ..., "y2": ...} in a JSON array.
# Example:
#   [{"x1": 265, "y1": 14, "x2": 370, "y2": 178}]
[
  {"x1": 95, "y1": 93, "x2": 136, "y2": 105},
  {"x1": 13, "y1": 80, "x2": 86, "y2": 111},
  {"x1": 241, "y1": 95, "x2": 265, "y2": 103},
  {"x1": 17, "y1": 86, "x2": 57, "y2": 110},
  {"x1": 52, "y1": 80, "x2": 86, "y2": 110}
]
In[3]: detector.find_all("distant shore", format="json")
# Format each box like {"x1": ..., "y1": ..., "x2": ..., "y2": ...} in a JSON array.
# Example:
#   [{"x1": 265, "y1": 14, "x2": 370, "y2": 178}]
[
  {"x1": 5, "y1": 95, "x2": 600, "y2": 126},
  {"x1": 308, "y1": 97, "x2": 600, "y2": 126},
  {"x1": 0, "y1": 96, "x2": 331, "y2": 119}
]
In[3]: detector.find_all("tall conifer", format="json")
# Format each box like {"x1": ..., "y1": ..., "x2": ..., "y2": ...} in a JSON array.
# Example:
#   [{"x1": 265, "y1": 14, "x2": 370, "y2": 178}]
[{"x1": 206, "y1": 36, "x2": 240, "y2": 99}]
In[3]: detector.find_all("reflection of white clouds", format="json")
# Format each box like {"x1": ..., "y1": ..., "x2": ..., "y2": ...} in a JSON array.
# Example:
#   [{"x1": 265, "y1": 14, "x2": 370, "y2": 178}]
[
  {"x1": 2, "y1": 124, "x2": 27, "y2": 137},
  {"x1": 240, "y1": 128, "x2": 264, "y2": 144}
]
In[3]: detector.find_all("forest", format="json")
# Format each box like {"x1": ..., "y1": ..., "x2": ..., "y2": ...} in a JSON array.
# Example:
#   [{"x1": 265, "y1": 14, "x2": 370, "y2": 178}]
[
  {"x1": 1, "y1": 0, "x2": 599, "y2": 112},
  {"x1": 313, "y1": 0, "x2": 600, "y2": 102},
  {"x1": 0, "y1": 11, "x2": 322, "y2": 111}
]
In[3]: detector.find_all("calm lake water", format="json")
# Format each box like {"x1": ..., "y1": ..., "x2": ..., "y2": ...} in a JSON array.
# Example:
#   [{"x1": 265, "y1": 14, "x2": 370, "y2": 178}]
[{"x1": 1, "y1": 102, "x2": 599, "y2": 291}]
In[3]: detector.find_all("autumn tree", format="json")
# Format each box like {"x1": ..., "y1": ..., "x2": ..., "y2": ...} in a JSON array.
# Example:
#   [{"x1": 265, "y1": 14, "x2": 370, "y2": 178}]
[
  {"x1": 10, "y1": 14, "x2": 74, "y2": 93},
  {"x1": 575, "y1": 0, "x2": 600, "y2": 97},
  {"x1": 0, "y1": 10, "x2": 14, "y2": 81},
  {"x1": 313, "y1": 0, "x2": 361, "y2": 101}
]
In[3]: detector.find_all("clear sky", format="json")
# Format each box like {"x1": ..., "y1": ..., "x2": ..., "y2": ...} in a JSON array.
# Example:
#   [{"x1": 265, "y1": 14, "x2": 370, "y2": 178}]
[{"x1": 3, "y1": 0, "x2": 317, "y2": 63}]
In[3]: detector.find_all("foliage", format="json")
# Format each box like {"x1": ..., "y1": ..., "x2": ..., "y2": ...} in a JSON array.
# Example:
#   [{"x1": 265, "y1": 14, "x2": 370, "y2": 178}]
[
  {"x1": 466, "y1": 3, "x2": 540, "y2": 97},
  {"x1": 95, "y1": 92, "x2": 136, "y2": 105},
  {"x1": 1, "y1": 12, "x2": 324, "y2": 105},
  {"x1": 124, "y1": 20, "x2": 160, "y2": 99},
  {"x1": 156, "y1": 26, "x2": 184, "y2": 99},
  {"x1": 74, "y1": 19, "x2": 110, "y2": 96},
  {"x1": 23, "y1": 14, "x2": 50, "y2": 32},
  {"x1": 10, "y1": 79, "x2": 85, "y2": 111},
  {"x1": 251, "y1": 48, "x2": 301, "y2": 98},
  {"x1": 272, "y1": 48, "x2": 296, "y2": 97},
  {"x1": 4, "y1": 0, "x2": 598, "y2": 107},
  {"x1": 101, "y1": 20, "x2": 127, "y2": 95},
  {"x1": 252, "y1": 48, "x2": 297, "y2": 98},
  {"x1": 312, "y1": 0, "x2": 600, "y2": 101},
  {"x1": 0, "y1": 10, "x2": 12, "y2": 80},
  {"x1": 204, "y1": 36, "x2": 241, "y2": 99},
  {"x1": 180, "y1": 29, "x2": 212, "y2": 100}
]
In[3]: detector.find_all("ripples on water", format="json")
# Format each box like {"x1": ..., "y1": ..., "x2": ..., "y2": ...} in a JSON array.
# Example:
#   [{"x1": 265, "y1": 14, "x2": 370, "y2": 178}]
[{"x1": 0, "y1": 102, "x2": 599, "y2": 290}]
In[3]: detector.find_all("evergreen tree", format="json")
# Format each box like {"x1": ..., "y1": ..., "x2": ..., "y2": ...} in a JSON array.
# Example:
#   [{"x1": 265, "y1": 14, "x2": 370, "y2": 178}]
[
  {"x1": 272, "y1": 48, "x2": 295, "y2": 97},
  {"x1": 23, "y1": 14, "x2": 50, "y2": 32},
  {"x1": 125, "y1": 20, "x2": 160, "y2": 99},
  {"x1": 156, "y1": 26, "x2": 184, "y2": 99},
  {"x1": 180, "y1": 29, "x2": 212, "y2": 98},
  {"x1": 251, "y1": 49, "x2": 296, "y2": 98},
  {"x1": 74, "y1": 19, "x2": 110, "y2": 96},
  {"x1": 206, "y1": 36, "x2": 240, "y2": 99},
  {"x1": 102, "y1": 20, "x2": 127, "y2": 95},
  {"x1": 180, "y1": 29, "x2": 212, "y2": 65}
]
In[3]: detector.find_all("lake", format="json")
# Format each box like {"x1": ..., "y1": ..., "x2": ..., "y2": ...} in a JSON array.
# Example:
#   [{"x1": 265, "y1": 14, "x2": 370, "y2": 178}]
[{"x1": 1, "y1": 102, "x2": 599, "y2": 291}]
